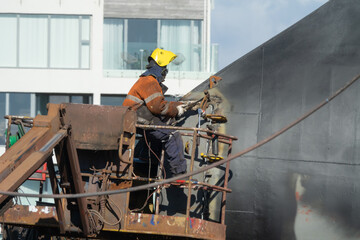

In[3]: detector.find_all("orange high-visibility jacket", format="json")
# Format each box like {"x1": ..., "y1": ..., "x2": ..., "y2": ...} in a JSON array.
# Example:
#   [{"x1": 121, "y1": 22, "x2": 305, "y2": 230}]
[{"x1": 123, "y1": 75, "x2": 181, "y2": 119}]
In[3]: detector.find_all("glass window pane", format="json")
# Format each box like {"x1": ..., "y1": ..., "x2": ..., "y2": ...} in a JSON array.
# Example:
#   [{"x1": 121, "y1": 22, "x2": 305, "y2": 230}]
[
  {"x1": 103, "y1": 18, "x2": 124, "y2": 69},
  {"x1": 36, "y1": 94, "x2": 92, "y2": 115},
  {"x1": 19, "y1": 15, "x2": 48, "y2": 68},
  {"x1": 36, "y1": 94, "x2": 49, "y2": 115},
  {"x1": 9, "y1": 93, "x2": 31, "y2": 116},
  {"x1": 70, "y1": 96, "x2": 83, "y2": 104},
  {"x1": 81, "y1": 45, "x2": 90, "y2": 68},
  {"x1": 192, "y1": 20, "x2": 202, "y2": 71},
  {"x1": 49, "y1": 95, "x2": 70, "y2": 104},
  {"x1": 81, "y1": 16, "x2": 90, "y2": 41},
  {"x1": 81, "y1": 16, "x2": 90, "y2": 69},
  {"x1": 101, "y1": 95, "x2": 126, "y2": 106},
  {"x1": 160, "y1": 19, "x2": 202, "y2": 72},
  {"x1": 87, "y1": 95, "x2": 93, "y2": 104},
  {"x1": 0, "y1": 93, "x2": 5, "y2": 145},
  {"x1": 127, "y1": 19, "x2": 157, "y2": 70},
  {"x1": 50, "y1": 16, "x2": 79, "y2": 68},
  {"x1": 0, "y1": 14, "x2": 17, "y2": 67}
]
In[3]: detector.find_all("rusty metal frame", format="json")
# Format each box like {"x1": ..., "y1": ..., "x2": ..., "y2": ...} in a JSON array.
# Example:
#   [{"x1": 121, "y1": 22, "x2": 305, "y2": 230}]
[
  {"x1": 66, "y1": 132, "x2": 92, "y2": 236},
  {"x1": 1, "y1": 206, "x2": 226, "y2": 239},
  {"x1": 135, "y1": 123, "x2": 235, "y2": 238},
  {"x1": 0, "y1": 104, "x2": 64, "y2": 206},
  {"x1": 0, "y1": 105, "x2": 236, "y2": 240},
  {"x1": 5, "y1": 116, "x2": 11, "y2": 150},
  {"x1": 221, "y1": 139, "x2": 232, "y2": 225},
  {"x1": 47, "y1": 156, "x2": 66, "y2": 234},
  {"x1": 185, "y1": 130, "x2": 198, "y2": 234}
]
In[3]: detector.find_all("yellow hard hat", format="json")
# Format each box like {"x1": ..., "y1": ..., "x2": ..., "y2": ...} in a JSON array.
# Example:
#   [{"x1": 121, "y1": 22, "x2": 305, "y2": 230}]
[{"x1": 149, "y1": 48, "x2": 177, "y2": 67}]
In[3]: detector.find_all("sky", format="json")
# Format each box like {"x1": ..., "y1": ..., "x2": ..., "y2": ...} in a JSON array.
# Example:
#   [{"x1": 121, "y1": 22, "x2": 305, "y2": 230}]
[{"x1": 211, "y1": 0, "x2": 328, "y2": 70}]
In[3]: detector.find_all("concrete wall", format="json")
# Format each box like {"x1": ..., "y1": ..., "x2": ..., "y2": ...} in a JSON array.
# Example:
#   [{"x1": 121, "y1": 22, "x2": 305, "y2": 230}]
[{"x1": 104, "y1": 0, "x2": 205, "y2": 20}]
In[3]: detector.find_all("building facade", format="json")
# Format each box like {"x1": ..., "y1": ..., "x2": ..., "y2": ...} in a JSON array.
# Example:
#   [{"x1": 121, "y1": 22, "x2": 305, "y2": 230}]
[{"x1": 0, "y1": 0, "x2": 217, "y2": 154}]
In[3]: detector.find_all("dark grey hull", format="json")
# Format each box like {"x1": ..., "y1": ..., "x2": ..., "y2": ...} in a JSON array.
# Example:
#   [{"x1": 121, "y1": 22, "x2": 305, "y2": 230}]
[{"x1": 182, "y1": 0, "x2": 360, "y2": 239}]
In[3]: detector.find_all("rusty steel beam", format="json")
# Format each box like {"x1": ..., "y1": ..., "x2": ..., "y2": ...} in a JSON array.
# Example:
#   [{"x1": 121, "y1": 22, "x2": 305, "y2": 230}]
[
  {"x1": 221, "y1": 140, "x2": 232, "y2": 225},
  {"x1": 0, "y1": 104, "x2": 61, "y2": 206},
  {"x1": 5, "y1": 116, "x2": 11, "y2": 150},
  {"x1": 47, "y1": 157, "x2": 67, "y2": 234},
  {"x1": 0, "y1": 128, "x2": 67, "y2": 205},
  {"x1": 66, "y1": 134, "x2": 92, "y2": 236},
  {"x1": 186, "y1": 130, "x2": 198, "y2": 234},
  {"x1": 0, "y1": 127, "x2": 48, "y2": 183}
]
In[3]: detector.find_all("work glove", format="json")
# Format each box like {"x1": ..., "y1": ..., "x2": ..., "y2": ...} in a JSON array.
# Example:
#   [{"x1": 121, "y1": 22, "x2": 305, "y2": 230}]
[{"x1": 176, "y1": 104, "x2": 187, "y2": 117}]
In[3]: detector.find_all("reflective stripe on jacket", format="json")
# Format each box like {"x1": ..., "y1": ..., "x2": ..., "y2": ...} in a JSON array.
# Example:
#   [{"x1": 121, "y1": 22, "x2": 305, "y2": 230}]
[{"x1": 123, "y1": 75, "x2": 180, "y2": 119}]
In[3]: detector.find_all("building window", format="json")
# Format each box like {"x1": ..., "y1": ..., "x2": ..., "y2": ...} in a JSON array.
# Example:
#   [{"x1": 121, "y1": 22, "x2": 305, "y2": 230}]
[
  {"x1": 0, "y1": 14, "x2": 17, "y2": 67},
  {"x1": 0, "y1": 14, "x2": 91, "y2": 69},
  {"x1": 19, "y1": 15, "x2": 48, "y2": 67},
  {"x1": 103, "y1": 18, "x2": 203, "y2": 72},
  {"x1": 0, "y1": 93, "x2": 32, "y2": 146},
  {"x1": 127, "y1": 19, "x2": 157, "y2": 70},
  {"x1": 101, "y1": 94, "x2": 126, "y2": 106},
  {"x1": 9, "y1": 93, "x2": 31, "y2": 116},
  {"x1": 159, "y1": 20, "x2": 202, "y2": 72},
  {"x1": 0, "y1": 93, "x2": 93, "y2": 146},
  {"x1": 36, "y1": 93, "x2": 93, "y2": 115}
]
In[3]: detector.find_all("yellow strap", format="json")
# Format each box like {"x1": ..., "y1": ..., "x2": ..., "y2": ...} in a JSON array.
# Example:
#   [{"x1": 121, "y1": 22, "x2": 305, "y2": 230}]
[{"x1": 200, "y1": 153, "x2": 224, "y2": 162}]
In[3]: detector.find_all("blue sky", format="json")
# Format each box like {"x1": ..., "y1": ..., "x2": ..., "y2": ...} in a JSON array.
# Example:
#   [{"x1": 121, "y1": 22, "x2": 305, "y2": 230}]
[{"x1": 211, "y1": 0, "x2": 328, "y2": 70}]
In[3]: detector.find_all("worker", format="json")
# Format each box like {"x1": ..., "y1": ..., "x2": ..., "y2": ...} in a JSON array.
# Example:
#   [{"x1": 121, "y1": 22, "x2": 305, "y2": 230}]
[{"x1": 123, "y1": 48, "x2": 188, "y2": 176}]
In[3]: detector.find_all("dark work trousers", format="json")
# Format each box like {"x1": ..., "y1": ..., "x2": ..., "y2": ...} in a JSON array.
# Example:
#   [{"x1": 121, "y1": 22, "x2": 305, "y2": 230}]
[{"x1": 145, "y1": 120, "x2": 187, "y2": 176}]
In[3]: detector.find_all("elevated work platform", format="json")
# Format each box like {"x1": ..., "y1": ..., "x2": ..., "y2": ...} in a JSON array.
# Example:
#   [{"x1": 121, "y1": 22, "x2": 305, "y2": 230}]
[{"x1": 0, "y1": 103, "x2": 236, "y2": 239}]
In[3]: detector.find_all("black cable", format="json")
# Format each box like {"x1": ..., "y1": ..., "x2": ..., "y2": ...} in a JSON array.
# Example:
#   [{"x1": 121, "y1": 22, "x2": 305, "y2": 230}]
[{"x1": 143, "y1": 129, "x2": 166, "y2": 179}]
